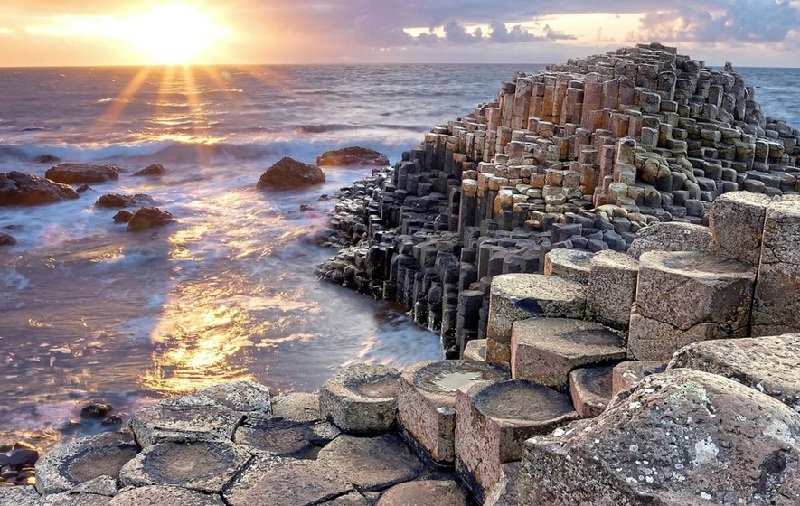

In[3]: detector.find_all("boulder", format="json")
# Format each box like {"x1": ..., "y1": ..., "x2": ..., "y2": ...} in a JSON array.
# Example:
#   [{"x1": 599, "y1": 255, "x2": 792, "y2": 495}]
[
  {"x1": 45, "y1": 163, "x2": 119, "y2": 184},
  {"x1": 316, "y1": 146, "x2": 390, "y2": 167},
  {"x1": 126, "y1": 207, "x2": 175, "y2": 232},
  {"x1": 0, "y1": 231, "x2": 16, "y2": 246},
  {"x1": 96, "y1": 193, "x2": 155, "y2": 209},
  {"x1": 0, "y1": 171, "x2": 79, "y2": 206},
  {"x1": 132, "y1": 163, "x2": 165, "y2": 177},
  {"x1": 113, "y1": 211, "x2": 133, "y2": 224},
  {"x1": 33, "y1": 154, "x2": 61, "y2": 164},
  {"x1": 257, "y1": 157, "x2": 325, "y2": 190}
]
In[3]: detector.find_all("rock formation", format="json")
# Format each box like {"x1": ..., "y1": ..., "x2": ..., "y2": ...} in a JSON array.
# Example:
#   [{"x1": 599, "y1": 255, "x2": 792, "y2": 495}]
[
  {"x1": 0, "y1": 171, "x2": 80, "y2": 206},
  {"x1": 126, "y1": 207, "x2": 175, "y2": 232},
  {"x1": 45, "y1": 163, "x2": 119, "y2": 184},
  {"x1": 131, "y1": 163, "x2": 165, "y2": 177},
  {"x1": 257, "y1": 156, "x2": 325, "y2": 190},
  {"x1": 317, "y1": 146, "x2": 391, "y2": 167}
]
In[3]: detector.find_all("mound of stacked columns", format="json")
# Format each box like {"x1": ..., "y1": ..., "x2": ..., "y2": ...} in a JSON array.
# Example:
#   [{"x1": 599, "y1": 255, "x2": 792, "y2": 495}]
[{"x1": 316, "y1": 42, "x2": 799, "y2": 359}]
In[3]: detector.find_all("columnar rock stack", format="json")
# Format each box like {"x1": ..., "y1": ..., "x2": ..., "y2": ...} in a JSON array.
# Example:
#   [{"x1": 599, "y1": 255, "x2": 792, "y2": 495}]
[{"x1": 316, "y1": 42, "x2": 799, "y2": 358}]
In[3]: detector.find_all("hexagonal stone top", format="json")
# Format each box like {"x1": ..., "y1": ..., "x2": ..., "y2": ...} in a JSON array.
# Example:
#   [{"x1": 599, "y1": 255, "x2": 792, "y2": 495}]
[
  {"x1": 108, "y1": 485, "x2": 225, "y2": 506},
  {"x1": 404, "y1": 360, "x2": 510, "y2": 405},
  {"x1": 639, "y1": 250, "x2": 755, "y2": 280},
  {"x1": 472, "y1": 380, "x2": 576, "y2": 424}
]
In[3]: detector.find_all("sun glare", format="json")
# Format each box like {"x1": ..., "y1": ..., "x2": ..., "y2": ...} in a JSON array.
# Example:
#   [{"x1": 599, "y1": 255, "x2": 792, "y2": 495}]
[{"x1": 122, "y1": 2, "x2": 230, "y2": 65}]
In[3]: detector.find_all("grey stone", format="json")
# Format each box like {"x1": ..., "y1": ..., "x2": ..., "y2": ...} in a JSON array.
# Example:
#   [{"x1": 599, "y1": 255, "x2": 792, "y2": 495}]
[
  {"x1": 129, "y1": 396, "x2": 244, "y2": 446},
  {"x1": 626, "y1": 221, "x2": 712, "y2": 260},
  {"x1": 119, "y1": 440, "x2": 250, "y2": 493},
  {"x1": 586, "y1": 250, "x2": 639, "y2": 330},
  {"x1": 322, "y1": 492, "x2": 377, "y2": 505},
  {"x1": 376, "y1": 480, "x2": 467, "y2": 505},
  {"x1": 320, "y1": 364, "x2": 401, "y2": 434},
  {"x1": 108, "y1": 485, "x2": 225, "y2": 506},
  {"x1": 187, "y1": 380, "x2": 271, "y2": 415},
  {"x1": 463, "y1": 339, "x2": 486, "y2": 361},
  {"x1": 35, "y1": 431, "x2": 138, "y2": 495},
  {"x1": 568, "y1": 365, "x2": 614, "y2": 418},
  {"x1": 0, "y1": 485, "x2": 40, "y2": 506},
  {"x1": 271, "y1": 392, "x2": 321, "y2": 422},
  {"x1": 709, "y1": 191, "x2": 771, "y2": 264},
  {"x1": 543, "y1": 249, "x2": 593, "y2": 283},
  {"x1": 233, "y1": 416, "x2": 340, "y2": 457},
  {"x1": 40, "y1": 492, "x2": 111, "y2": 506}
]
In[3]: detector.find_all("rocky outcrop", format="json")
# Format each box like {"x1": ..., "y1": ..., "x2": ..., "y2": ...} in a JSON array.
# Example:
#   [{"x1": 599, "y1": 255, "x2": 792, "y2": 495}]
[
  {"x1": 33, "y1": 154, "x2": 61, "y2": 164},
  {"x1": 95, "y1": 193, "x2": 155, "y2": 209},
  {"x1": 0, "y1": 231, "x2": 16, "y2": 246},
  {"x1": 317, "y1": 146, "x2": 390, "y2": 167},
  {"x1": 45, "y1": 163, "x2": 119, "y2": 184},
  {"x1": 257, "y1": 157, "x2": 325, "y2": 190},
  {"x1": 126, "y1": 207, "x2": 175, "y2": 232},
  {"x1": 132, "y1": 164, "x2": 165, "y2": 177},
  {"x1": 0, "y1": 171, "x2": 80, "y2": 206}
]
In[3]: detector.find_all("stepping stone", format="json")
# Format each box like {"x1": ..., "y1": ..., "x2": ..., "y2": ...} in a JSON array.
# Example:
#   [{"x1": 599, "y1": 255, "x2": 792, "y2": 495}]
[
  {"x1": 376, "y1": 479, "x2": 467, "y2": 505},
  {"x1": 585, "y1": 250, "x2": 639, "y2": 330},
  {"x1": 187, "y1": 380, "x2": 272, "y2": 415},
  {"x1": 316, "y1": 434, "x2": 424, "y2": 492},
  {"x1": 487, "y1": 274, "x2": 586, "y2": 365},
  {"x1": 271, "y1": 392, "x2": 321, "y2": 422},
  {"x1": 463, "y1": 339, "x2": 486, "y2": 361},
  {"x1": 455, "y1": 379, "x2": 578, "y2": 503},
  {"x1": 543, "y1": 249, "x2": 593, "y2": 283},
  {"x1": 709, "y1": 191, "x2": 771, "y2": 265},
  {"x1": 129, "y1": 396, "x2": 244, "y2": 447},
  {"x1": 40, "y1": 492, "x2": 110, "y2": 505},
  {"x1": 233, "y1": 415, "x2": 340, "y2": 457},
  {"x1": 397, "y1": 360, "x2": 510, "y2": 467},
  {"x1": 520, "y1": 369, "x2": 800, "y2": 505},
  {"x1": 119, "y1": 440, "x2": 250, "y2": 493},
  {"x1": 626, "y1": 221, "x2": 711, "y2": 259},
  {"x1": 629, "y1": 250, "x2": 756, "y2": 360},
  {"x1": 320, "y1": 364, "x2": 401, "y2": 434},
  {"x1": 512, "y1": 318, "x2": 626, "y2": 391},
  {"x1": 568, "y1": 365, "x2": 614, "y2": 418},
  {"x1": 35, "y1": 431, "x2": 138, "y2": 495},
  {"x1": 669, "y1": 333, "x2": 800, "y2": 411},
  {"x1": 611, "y1": 360, "x2": 666, "y2": 396},
  {"x1": 224, "y1": 455, "x2": 352, "y2": 506},
  {"x1": 108, "y1": 485, "x2": 225, "y2": 505}
]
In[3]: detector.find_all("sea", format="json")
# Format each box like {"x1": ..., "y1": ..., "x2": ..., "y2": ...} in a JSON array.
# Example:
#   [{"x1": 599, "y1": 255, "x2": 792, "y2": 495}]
[{"x1": 0, "y1": 63, "x2": 798, "y2": 452}]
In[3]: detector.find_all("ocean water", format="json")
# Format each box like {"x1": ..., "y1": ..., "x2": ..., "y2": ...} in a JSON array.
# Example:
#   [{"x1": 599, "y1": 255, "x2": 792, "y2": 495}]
[{"x1": 0, "y1": 63, "x2": 797, "y2": 451}]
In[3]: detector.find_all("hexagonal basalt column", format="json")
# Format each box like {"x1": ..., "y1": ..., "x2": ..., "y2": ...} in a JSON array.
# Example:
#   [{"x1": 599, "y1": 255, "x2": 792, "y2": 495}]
[
  {"x1": 463, "y1": 339, "x2": 486, "y2": 361},
  {"x1": 586, "y1": 250, "x2": 639, "y2": 330},
  {"x1": 610, "y1": 360, "x2": 666, "y2": 396},
  {"x1": 455, "y1": 379, "x2": 578, "y2": 503},
  {"x1": 511, "y1": 318, "x2": 626, "y2": 391},
  {"x1": 319, "y1": 364, "x2": 401, "y2": 434},
  {"x1": 628, "y1": 250, "x2": 756, "y2": 360},
  {"x1": 568, "y1": 365, "x2": 614, "y2": 418},
  {"x1": 397, "y1": 360, "x2": 509, "y2": 467},
  {"x1": 487, "y1": 274, "x2": 586, "y2": 365},
  {"x1": 543, "y1": 249, "x2": 593, "y2": 284},
  {"x1": 709, "y1": 191, "x2": 771, "y2": 265}
]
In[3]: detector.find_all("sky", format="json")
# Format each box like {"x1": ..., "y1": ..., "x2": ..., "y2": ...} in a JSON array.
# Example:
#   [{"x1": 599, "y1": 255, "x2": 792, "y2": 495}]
[{"x1": 0, "y1": 0, "x2": 799, "y2": 67}]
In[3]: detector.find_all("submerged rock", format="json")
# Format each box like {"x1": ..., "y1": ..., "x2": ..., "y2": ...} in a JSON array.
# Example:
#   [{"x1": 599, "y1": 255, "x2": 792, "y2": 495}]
[
  {"x1": 113, "y1": 210, "x2": 134, "y2": 224},
  {"x1": 45, "y1": 163, "x2": 119, "y2": 184},
  {"x1": 33, "y1": 154, "x2": 61, "y2": 164},
  {"x1": 0, "y1": 231, "x2": 16, "y2": 246},
  {"x1": 317, "y1": 146, "x2": 390, "y2": 167},
  {"x1": 96, "y1": 193, "x2": 155, "y2": 209},
  {"x1": 132, "y1": 164, "x2": 165, "y2": 177},
  {"x1": 0, "y1": 171, "x2": 80, "y2": 206},
  {"x1": 257, "y1": 157, "x2": 325, "y2": 190},
  {"x1": 126, "y1": 207, "x2": 175, "y2": 232}
]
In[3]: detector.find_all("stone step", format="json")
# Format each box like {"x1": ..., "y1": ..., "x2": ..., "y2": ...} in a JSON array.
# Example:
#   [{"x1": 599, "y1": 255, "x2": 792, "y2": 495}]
[
  {"x1": 568, "y1": 365, "x2": 614, "y2": 418},
  {"x1": 628, "y1": 250, "x2": 756, "y2": 360},
  {"x1": 543, "y1": 248, "x2": 593, "y2": 283},
  {"x1": 455, "y1": 379, "x2": 578, "y2": 503},
  {"x1": 668, "y1": 333, "x2": 800, "y2": 411},
  {"x1": 397, "y1": 360, "x2": 510, "y2": 468},
  {"x1": 376, "y1": 480, "x2": 467, "y2": 506},
  {"x1": 585, "y1": 250, "x2": 639, "y2": 331},
  {"x1": 511, "y1": 317, "x2": 626, "y2": 391},
  {"x1": 463, "y1": 338, "x2": 486, "y2": 361},
  {"x1": 487, "y1": 273, "x2": 586, "y2": 365},
  {"x1": 610, "y1": 360, "x2": 667, "y2": 396},
  {"x1": 319, "y1": 364, "x2": 401, "y2": 435},
  {"x1": 626, "y1": 221, "x2": 711, "y2": 259}
]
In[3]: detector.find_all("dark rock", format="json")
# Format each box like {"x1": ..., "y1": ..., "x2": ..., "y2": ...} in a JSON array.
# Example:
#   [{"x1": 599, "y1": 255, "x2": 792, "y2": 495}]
[
  {"x1": 126, "y1": 207, "x2": 175, "y2": 232},
  {"x1": 0, "y1": 232, "x2": 16, "y2": 246},
  {"x1": 101, "y1": 415, "x2": 123, "y2": 426},
  {"x1": 96, "y1": 193, "x2": 155, "y2": 209},
  {"x1": 33, "y1": 154, "x2": 61, "y2": 164},
  {"x1": 257, "y1": 157, "x2": 325, "y2": 190},
  {"x1": 132, "y1": 163, "x2": 165, "y2": 177},
  {"x1": 0, "y1": 171, "x2": 80, "y2": 206},
  {"x1": 113, "y1": 210, "x2": 134, "y2": 224},
  {"x1": 300, "y1": 203, "x2": 314, "y2": 212},
  {"x1": 317, "y1": 146, "x2": 390, "y2": 167},
  {"x1": 76, "y1": 183, "x2": 91, "y2": 193},
  {"x1": 45, "y1": 163, "x2": 119, "y2": 184},
  {"x1": 7, "y1": 449, "x2": 38, "y2": 467},
  {"x1": 80, "y1": 403, "x2": 112, "y2": 419}
]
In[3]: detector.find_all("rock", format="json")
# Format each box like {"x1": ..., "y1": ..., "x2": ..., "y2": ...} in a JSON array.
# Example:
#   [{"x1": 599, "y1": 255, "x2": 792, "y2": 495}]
[
  {"x1": 543, "y1": 249, "x2": 593, "y2": 284},
  {"x1": 270, "y1": 392, "x2": 321, "y2": 422},
  {"x1": 128, "y1": 396, "x2": 243, "y2": 447},
  {"x1": 319, "y1": 363, "x2": 401, "y2": 434},
  {"x1": 126, "y1": 207, "x2": 175, "y2": 232},
  {"x1": 35, "y1": 431, "x2": 137, "y2": 495},
  {"x1": 80, "y1": 403, "x2": 112, "y2": 419},
  {"x1": 119, "y1": 440, "x2": 250, "y2": 493},
  {"x1": 626, "y1": 221, "x2": 712, "y2": 260},
  {"x1": 40, "y1": 492, "x2": 111, "y2": 505},
  {"x1": 376, "y1": 480, "x2": 467, "y2": 505},
  {"x1": 109, "y1": 485, "x2": 225, "y2": 506},
  {"x1": 316, "y1": 146, "x2": 390, "y2": 167},
  {"x1": 257, "y1": 157, "x2": 325, "y2": 190},
  {"x1": 709, "y1": 191, "x2": 771, "y2": 265},
  {"x1": 611, "y1": 360, "x2": 666, "y2": 396},
  {"x1": 188, "y1": 380, "x2": 272, "y2": 414},
  {"x1": 76, "y1": 183, "x2": 91, "y2": 193},
  {"x1": 568, "y1": 365, "x2": 614, "y2": 418},
  {"x1": 0, "y1": 231, "x2": 16, "y2": 246},
  {"x1": 0, "y1": 171, "x2": 79, "y2": 206},
  {"x1": 45, "y1": 163, "x2": 119, "y2": 184},
  {"x1": 463, "y1": 339, "x2": 486, "y2": 361},
  {"x1": 233, "y1": 416, "x2": 340, "y2": 457},
  {"x1": 0, "y1": 486, "x2": 39, "y2": 506},
  {"x1": 33, "y1": 154, "x2": 61, "y2": 164},
  {"x1": 96, "y1": 193, "x2": 154, "y2": 209},
  {"x1": 112, "y1": 210, "x2": 133, "y2": 224},
  {"x1": 585, "y1": 250, "x2": 639, "y2": 331},
  {"x1": 132, "y1": 164, "x2": 165, "y2": 177},
  {"x1": 8, "y1": 448, "x2": 38, "y2": 466},
  {"x1": 522, "y1": 369, "x2": 800, "y2": 505}
]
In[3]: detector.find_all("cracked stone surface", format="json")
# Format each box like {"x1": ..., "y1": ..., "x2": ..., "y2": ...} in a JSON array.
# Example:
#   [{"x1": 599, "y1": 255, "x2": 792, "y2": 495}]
[
  {"x1": 108, "y1": 485, "x2": 225, "y2": 506},
  {"x1": 186, "y1": 380, "x2": 272, "y2": 415},
  {"x1": 319, "y1": 364, "x2": 401, "y2": 434},
  {"x1": 233, "y1": 415, "x2": 340, "y2": 457},
  {"x1": 271, "y1": 392, "x2": 322, "y2": 422},
  {"x1": 626, "y1": 221, "x2": 712, "y2": 260}
]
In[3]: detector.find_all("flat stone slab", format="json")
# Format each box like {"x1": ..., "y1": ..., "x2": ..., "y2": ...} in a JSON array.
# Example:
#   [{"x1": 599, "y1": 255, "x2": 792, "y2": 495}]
[
  {"x1": 233, "y1": 415, "x2": 340, "y2": 457},
  {"x1": 187, "y1": 380, "x2": 272, "y2": 414},
  {"x1": 35, "y1": 431, "x2": 138, "y2": 494},
  {"x1": 511, "y1": 317, "x2": 626, "y2": 391},
  {"x1": 108, "y1": 485, "x2": 225, "y2": 505},
  {"x1": 398, "y1": 360, "x2": 510, "y2": 465},
  {"x1": 611, "y1": 360, "x2": 667, "y2": 396},
  {"x1": 320, "y1": 364, "x2": 401, "y2": 434},
  {"x1": 316, "y1": 434, "x2": 424, "y2": 492},
  {"x1": 376, "y1": 479, "x2": 467, "y2": 505},
  {"x1": 543, "y1": 249, "x2": 593, "y2": 283},
  {"x1": 119, "y1": 440, "x2": 250, "y2": 493},
  {"x1": 568, "y1": 365, "x2": 614, "y2": 418},
  {"x1": 522, "y1": 369, "x2": 800, "y2": 505},
  {"x1": 129, "y1": 396, "x2": 244, "y2": 447},
  {"x1": 487, "y1": 274, "x2": 586, "y2": 364},
  {"x1": 626, "y1": 221, "x2": 712, "y2": 260},
  {"x1": 223, "y1": 455, "x2": 353, "y2": 506},
  {"x1": 455, "y1": 379, "x2": 578, "y2": 502},
  {"x1": 586, "y1": 250, "x2": 639, "y2": 330},
  {"x1": 669, "y1": 333, "x2": 800, "y2": 411},
  {"x1": 271, "y1": 392, "x2": 321, "y2": 422}
]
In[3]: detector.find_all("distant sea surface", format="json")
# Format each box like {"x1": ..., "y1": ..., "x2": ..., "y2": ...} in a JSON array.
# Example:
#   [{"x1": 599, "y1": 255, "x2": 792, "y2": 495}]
[{"x1": 0, "y1": 64, "x2": 797, "y2": 450}]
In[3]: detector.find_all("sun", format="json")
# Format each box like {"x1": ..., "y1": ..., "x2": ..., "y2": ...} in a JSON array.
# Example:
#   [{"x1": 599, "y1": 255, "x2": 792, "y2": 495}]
[{"x1": 121, "y1": 2, "x2": 230, "y2": 65}]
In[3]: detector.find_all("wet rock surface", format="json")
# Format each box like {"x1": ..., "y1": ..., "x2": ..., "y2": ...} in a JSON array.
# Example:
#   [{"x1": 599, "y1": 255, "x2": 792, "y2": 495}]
[
  {"x1": 45, "y1": 163, "x2": 119, "y2": 184},
  {"x1": 257, "y1": 156, "x2": 325, "y2": 190},
  {"x1": 317, "y1": 146, "x2": 390, "y2": 167},
  {"x1": 126, "y1": 207, "x2": 175, "y2": 232},
  {"x1": 0, "y1": 171, "x2": 80, "y2": 206},
  {"x1": 131, "y1": 164, "x2": 165, "y2": 177}
]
